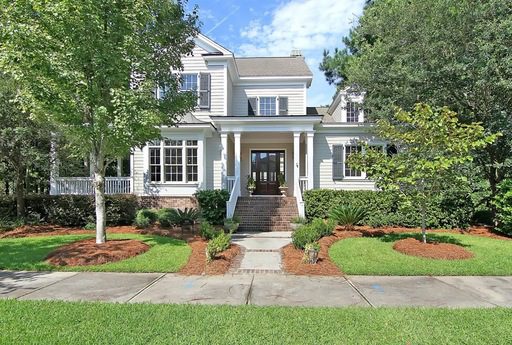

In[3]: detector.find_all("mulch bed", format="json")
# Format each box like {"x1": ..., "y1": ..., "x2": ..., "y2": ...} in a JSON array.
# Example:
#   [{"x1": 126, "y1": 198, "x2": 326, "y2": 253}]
[
  {"x1": 393, "y1": 237, "x2": 474, "y2": 260},
  {"x1": 282, "y1": 230, "x2": 362, "y2": 276},
  {"x1": 0, "y1": 225, "x2": 139, "y2": 238},
  {"x1": 179, "y1": 237, "x2": 241, "y2": 275},
  {"x1": 45, "y1": 239, "x2": 150, "y2": 266}
]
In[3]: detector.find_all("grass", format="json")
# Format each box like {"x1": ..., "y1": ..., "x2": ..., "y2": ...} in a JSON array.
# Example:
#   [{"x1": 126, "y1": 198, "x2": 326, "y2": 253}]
[
  {"x1": 0, "y1": 233, "x2": 191, "y2": 273},
  {"x1": 0, "y1": 300, "x2": 511, "y2": 344},
  {"x1": 330, "y1": 232, "x2": 512, "y2": 275}
]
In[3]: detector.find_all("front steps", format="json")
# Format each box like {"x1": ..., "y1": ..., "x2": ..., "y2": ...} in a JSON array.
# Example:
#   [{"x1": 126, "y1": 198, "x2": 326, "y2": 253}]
[{"x1": 234, "y1": 197, "x2": 299, "y2": 232}]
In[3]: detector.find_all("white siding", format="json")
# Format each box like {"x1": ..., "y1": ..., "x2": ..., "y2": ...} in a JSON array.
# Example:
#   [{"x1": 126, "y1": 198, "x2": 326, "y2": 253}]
[
  {"x1": 132, "y1": 148, "x2": 145, "y2": 195},
  {"x1": 206, "y1": 134, "x2": 222, "y2": 190},
  {"x1": 231, "y1": 84, "x2": 306, "y2": 116},
  {"x1": 180, "y1": 46, "x2": 227, "y2": 121},
  {"x1": 330, "y1": 93, "x2": 365, "y2": 123},
  {"x1": 313, "y1": 132, "x2": 376, "y2": 190}
]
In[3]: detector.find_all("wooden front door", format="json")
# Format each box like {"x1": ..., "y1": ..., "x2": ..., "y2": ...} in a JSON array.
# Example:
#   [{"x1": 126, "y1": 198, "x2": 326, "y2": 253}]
[{"x1": 251, "y1": 150, "x2": 285, "y2": 195}]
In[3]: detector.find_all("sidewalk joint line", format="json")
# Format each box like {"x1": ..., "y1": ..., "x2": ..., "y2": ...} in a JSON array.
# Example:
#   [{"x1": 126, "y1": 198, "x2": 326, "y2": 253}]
[
  {"x1": 126, "y1": 273, "x2": 167, "y2": 303},
  {"x1": 343, "y1": 276, "x2": 375, "y2": 308}
]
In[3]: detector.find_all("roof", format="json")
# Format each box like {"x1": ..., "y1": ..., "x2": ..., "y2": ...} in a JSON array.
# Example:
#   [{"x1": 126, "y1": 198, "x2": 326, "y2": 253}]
[
  {"x1": 306, "y1": 107, "x2": 329, "y2": 116},
  {"x1": 235, "y1": 56, "x2": 313, "y2": 77}
]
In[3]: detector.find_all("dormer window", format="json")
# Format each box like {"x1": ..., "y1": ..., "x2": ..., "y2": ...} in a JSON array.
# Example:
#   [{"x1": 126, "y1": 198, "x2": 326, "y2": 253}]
[
  {"x1": 346, "y1": 101, "x2": 360, "y2": 122},
  {"x1": 259, "y1": 97, "x2": 276, "y2": 116},
  {"x1": 248, "y1": 96, "x2": 288, "y2": 116}
]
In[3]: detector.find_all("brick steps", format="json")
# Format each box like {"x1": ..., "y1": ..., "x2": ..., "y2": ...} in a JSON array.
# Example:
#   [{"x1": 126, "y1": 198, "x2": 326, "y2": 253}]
[{"x1": 234, "y1": 197, "x2": 299, "y2": 232}]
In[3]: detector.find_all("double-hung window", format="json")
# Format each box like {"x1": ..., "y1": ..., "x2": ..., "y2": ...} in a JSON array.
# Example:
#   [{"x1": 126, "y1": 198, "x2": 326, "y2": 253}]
[
  {"x1": 259, "y1": 97, "x2": 276, "y2": 116},
  {"x1": 248, "y1": 96, "x2": 288, "y2": 116},
  {"x1": 344, "y1": 145, "x2": 362, "y2": 177},
  {"x1": 149, "y1": 140, "x2": 199, "y2": 183},
  {"x1": 180, "y1": 74, "x2": 198, "y2": 92},
  {"x1": 158, "y1": 73, "x2": 210, "y2": 109},
  {"x1": 346, "y1": 101, "x2": 359, "y2": 122}
]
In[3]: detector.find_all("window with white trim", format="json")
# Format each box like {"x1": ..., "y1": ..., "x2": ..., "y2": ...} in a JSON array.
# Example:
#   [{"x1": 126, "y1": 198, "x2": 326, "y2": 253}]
[
  {"x1": 148, "y1": 140, "x2": 199, "y2": 183},
  {"x1": 259, "y1": 97, "x2": 276, "y2": 116},
  {"x1": 344, "y1": 145, "x2": 362, "y2": 177},
  {"x1": 346, "y1": 101, "x2": 360, "y2": 122},
  {"x1": 180, "y1": 74, "x2": 198, "y2": 91}
]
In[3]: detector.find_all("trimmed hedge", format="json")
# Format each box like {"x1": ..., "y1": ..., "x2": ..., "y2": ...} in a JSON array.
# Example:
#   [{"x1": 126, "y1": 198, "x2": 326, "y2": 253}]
[
  {"x1": 304, "y1": 189, "x2": 474, "y2": 229},
  {"x1": 194, "y1": 189, "x2": 229, "y2": 225},
  {"x1": 0, "y1": 195, "x2": 138, "y2": 227}
]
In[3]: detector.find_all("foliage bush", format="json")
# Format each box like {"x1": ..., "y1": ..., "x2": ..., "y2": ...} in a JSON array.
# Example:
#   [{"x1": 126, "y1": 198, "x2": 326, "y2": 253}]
[
  {"x1": 173, "y1": 208, "x2": 200, "y2": 226},
  {"x1": 157, "y1": 208, "x2": 178, "y2": 227},
  {"x1": 206, "y1": 231, "x2": 231, "y2": 262},
  {"x1": 134, "y1": 209, "x2": 157, "y2": 229},
  {"x1": 311, "y1": 218, "x2": 336, "y2": 237},
  {"x1": 329, "y1": 205, "x2": 367, "y2": 230},
  {"x1": 200, "y1": 221, "x2": 219, "y2": 240},
  {"x1": 292, "y1": 225, "x2": 321, "y2": 249},
  {"x1": 290, "y1": 216, "x2": 307, "y2": 224},
  {"x1": 194, "y1": 189, "x2": 229, "y2": 225},
  {"x1": 304, "y1": 189, "x2": 474, "y2": 229},
  {"x1": 0, "y1": 195, "x2": 139, "y2": 227},
  {"x1": 494, "y1": 179, "x2": 512, "y2": 235}
]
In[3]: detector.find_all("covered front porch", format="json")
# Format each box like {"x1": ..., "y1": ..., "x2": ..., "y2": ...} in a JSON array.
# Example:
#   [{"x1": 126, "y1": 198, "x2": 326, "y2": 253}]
[{"x1": 211, "y1": 115, "x2": 321, "y2": 217}]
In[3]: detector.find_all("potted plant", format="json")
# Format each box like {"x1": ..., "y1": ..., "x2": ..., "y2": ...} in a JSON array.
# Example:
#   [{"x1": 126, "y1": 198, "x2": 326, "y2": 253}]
[
  {"x1": 223, "y1": 216, "x2": 240, "y2": 233},
  {"x1": 277, "y1": 173, "x2": 288, "y2": 196},
  {"x1": 303, "y1": 242, "x2": 320, "y2": 264},
  {"x1": 290, "y1": 216, "x2": 307, "y2": 231},
  {"x1": 246, "y1": 175, "x2": 256, "y2": 195}
]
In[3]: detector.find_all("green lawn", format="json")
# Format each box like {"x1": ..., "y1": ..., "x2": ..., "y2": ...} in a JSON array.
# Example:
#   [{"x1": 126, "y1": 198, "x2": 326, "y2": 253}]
[
  {"x1": 0, "y1": 233, "x2": 190, "y2": 273},
  {"x1": 0, "y1": 300, "x2": 511, "y2": 344},
  {"x1": 330, "y1": 232, "x2": 512, "y2": 275}
]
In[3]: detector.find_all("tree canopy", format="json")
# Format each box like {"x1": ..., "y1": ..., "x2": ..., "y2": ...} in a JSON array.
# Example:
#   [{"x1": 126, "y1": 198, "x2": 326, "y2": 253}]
[
  {"x1": 0, "y1": 0, "x2": 200, "y2": 242},
  {"x1": 322, "y1": 0, "x2": 512, "y2": 198}
]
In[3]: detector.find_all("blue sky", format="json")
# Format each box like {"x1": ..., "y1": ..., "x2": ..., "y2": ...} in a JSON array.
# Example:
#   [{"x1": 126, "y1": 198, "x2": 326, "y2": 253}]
[{"x1": 187, "y1": 0, "x2": 365, "y2": 107}]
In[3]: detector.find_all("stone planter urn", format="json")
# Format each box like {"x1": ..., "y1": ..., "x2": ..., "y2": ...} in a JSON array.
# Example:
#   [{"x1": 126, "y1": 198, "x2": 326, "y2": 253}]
[
  {"x1": 279, "y1": 186, "x2": 288, "y2": 196},
  {"x1": 303, "y1": 242, "x2": 320, "y2": 264}
]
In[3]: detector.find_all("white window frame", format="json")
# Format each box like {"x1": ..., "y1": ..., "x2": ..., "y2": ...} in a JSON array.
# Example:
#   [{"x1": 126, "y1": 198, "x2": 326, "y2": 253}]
[
  {"x1": 250, "y1": 96, "x2": 282, "y2": 116},
  {"x1": 180, "y1": 73, "x2": 198, "y2": 92},
  {"x1": 157, "y1": 72, "x2": 205, "y2": 108},
  {"x1": 343, "y1": 144, "x2": 363, "y2": 179},
  {"x1": 148, "y1": 139, "x2": 199, "y2": 185}
]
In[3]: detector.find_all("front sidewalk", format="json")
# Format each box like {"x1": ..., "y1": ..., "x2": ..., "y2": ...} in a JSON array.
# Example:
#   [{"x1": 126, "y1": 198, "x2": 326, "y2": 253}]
[{"x1": 1, "y1": 271, "x2": 511, "y2": 307}]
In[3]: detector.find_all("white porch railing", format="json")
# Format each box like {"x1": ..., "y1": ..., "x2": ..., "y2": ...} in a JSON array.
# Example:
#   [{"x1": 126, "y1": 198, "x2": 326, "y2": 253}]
[
  {"x1": 295, "y1": 178, "x2": 305, "y2": 218},
  {"x1": 226, "y1": 176, "x2": 235, "y2": 194},
  {"x1": 226, "y1": 176, "x2": 239, "y2": 218},
  {"x1": 299, "y1": 176, "x2": 308, "y2": 194},
  {"x1": 54, "y1": 177, "x2": 132, "y2": 195}
]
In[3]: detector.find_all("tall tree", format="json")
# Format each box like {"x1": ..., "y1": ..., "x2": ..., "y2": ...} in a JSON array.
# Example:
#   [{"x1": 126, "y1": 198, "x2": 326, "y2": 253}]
[
  {"x1": 0, "y1": 74, "x2": 50, "y2": 218},
  {"x1": 1, "y1": 0, "x2": 199, "y2": 243},
  {"x1": 322, "y1": 0, "x2": 512, "y2": 201},
  {"x1": 348, "y1": 104, "x2": 498, "y2": 242}
]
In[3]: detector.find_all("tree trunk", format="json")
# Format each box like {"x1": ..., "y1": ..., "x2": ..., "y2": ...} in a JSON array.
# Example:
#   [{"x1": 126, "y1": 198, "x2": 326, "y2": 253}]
[
  {"x1": 421, "y1": 198, "x2": 427, "y2": 244},
  {"x1": 93, "y1": 154, "x2": 107, "y2": 244},
  {"x1": 15, "y1": 167, "x2": 25, "y2": 219}
]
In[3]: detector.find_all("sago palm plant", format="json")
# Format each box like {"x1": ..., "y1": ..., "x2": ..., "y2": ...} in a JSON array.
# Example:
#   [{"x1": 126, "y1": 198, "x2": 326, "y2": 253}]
[{"x1": 329, "y1": 205, "x2": 367, "y2": 231}]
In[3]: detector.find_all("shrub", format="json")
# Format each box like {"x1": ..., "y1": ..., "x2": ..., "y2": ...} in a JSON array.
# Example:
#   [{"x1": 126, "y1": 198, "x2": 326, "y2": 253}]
[
  {"x1": 495, "y1": 179, "x2": 512, "y2": 235},
  {"x1": 134, "y1": 209, "x2": 157, "y2": 229},
  {"x1": 311, "y1": 218, "x2": 335, "y2": 237},
  {"x1": 200, "y1": 221, "x2": 219, "y2": 240},
  {"x1": 290, "y1": 216, "x2": 307, "y2": 224},
  {"x1": 292, "y1": 225, "x2": 321, "y2": 249},
  {"x1": 304, "y1": 189, "x2": 474, "y2": 229},
  {"x1": 84, "y1": 222, "x2": 96, "y2": 231},
  {"x1": 174, "y1": 208, "x2": 200, "y2": 226},
  {"x1": 206, "y1": 231, "x2": 231, "y2": 262},
  {"x1": 194, "y1": 189, "x2": 229, "y2": 225},
  {"x1": 0, "y1": 195, "x2": 139, "y2": 227},
  {"x1": 329, "y1": 205, "x2": 367, "y2": 230},
  {"x1": 223, "y1": 217, "x2": 240, "y2": 233},
  {"x1": 157, "y1": 208, "x2": 178, "y2": 227}
]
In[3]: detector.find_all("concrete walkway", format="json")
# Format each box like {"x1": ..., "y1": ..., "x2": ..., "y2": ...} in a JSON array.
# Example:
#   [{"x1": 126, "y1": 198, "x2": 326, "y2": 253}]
[
  {"x1": 231, "y1": 231, "x2": 292, "y2": 274},
  {"x1": 2, "y1": 271, "x2": 512, "y2": 307}
]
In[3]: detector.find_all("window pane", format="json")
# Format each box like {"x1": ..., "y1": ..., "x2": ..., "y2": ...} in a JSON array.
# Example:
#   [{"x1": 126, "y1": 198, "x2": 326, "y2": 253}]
[
  {"x1": 344, "y1": 146, "x2": 362, "y2": 177},
  {"x1": 347, "y1": 102, "x2": 359, "y2": 122},
  {"x1": 259, "y1": 97, "x2": 276, "y2": 116},
  {"x1": 180, "y1": 74, "x2": 197, "y2": 91},
  {"x1": 186, "y1": 148, "x2": 198, "y2": 182},
  {"x1": 186, "y1": 140, "x2": 198, "y2": 146},
  {"x1": 149, "y1": 148, "x2": 161, "y2": 182},
  {"x1": 164, "y1": 148, "x2": 183, "y2": 182}
]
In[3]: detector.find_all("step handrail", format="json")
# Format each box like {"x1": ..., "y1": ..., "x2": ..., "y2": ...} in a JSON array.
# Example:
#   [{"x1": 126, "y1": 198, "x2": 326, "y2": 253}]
[
  {"x1": 295, "y1": 178, "x2": 305, "y2": 218},
  {"x1": 226, "y1": 176, "x2": 240, "y2": 218}
]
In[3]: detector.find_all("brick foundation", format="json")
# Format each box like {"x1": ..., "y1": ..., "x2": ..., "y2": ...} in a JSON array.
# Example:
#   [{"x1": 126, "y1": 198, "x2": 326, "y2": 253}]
[{"x1": 138, "y1": 196, "x2": 197, "y2": 209}]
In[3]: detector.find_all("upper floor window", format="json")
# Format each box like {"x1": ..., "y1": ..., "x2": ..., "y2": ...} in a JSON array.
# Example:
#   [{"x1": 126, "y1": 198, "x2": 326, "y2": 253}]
[
  {"x1": 180, "y1": 74, "x2": 198, "y2": 91},
  {"x1": 248, "y1": 96, "x2": 288, "y2": 116},
  {"x1": 346, "y1": 101, "x2": 360, "y2": 122}
]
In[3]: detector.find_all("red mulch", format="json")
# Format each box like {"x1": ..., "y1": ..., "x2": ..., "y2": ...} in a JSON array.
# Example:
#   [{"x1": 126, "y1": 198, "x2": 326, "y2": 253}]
[
  {"x1": 45, "y1": 238, "x2": 150, "y2": 266},
  {"x1": 179, "y1": 236, "x2": 241, "y2": 275},
  {"x1": 282, "y1": 230, "x2": 362, "y2": 276},
  {"x1": 351, "y1": 225, "x2": 511, "y2": 240},
  {"x1": 393, "y1": 237, "x2": 474, "y2": 260},
  {"x1": 0, "y1": 225, "x2": 140, "y2": 238}
]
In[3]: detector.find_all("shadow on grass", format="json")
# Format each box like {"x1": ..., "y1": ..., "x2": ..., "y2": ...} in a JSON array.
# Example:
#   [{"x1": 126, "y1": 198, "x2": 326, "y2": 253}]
[{"x1": 378, "y1": 233, "x2": 468, "y2": 247}]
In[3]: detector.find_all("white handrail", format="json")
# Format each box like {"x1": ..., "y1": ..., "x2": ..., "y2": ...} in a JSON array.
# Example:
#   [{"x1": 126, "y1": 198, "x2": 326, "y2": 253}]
[
  {"x1": 226, "y1": 176, "x2": 235, "y2": 194},
  {"x1": 295, "y1": 178, "x2": 305, "y2": 218},
  {"x1": 299, "y1": 176, "x2": 308, "y2": 194},
  {"x1": 226, "y1": 176, "x2": 240, "y2": 218},
  {"x1": 53, "y1": 177, "x2": 132, "y2": 195}
]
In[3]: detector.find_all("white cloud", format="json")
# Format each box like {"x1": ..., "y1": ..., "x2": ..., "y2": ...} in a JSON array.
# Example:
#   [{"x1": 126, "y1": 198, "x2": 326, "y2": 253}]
[{"x1": 237, "y1": 0, "x2": 365, "y2": 107}]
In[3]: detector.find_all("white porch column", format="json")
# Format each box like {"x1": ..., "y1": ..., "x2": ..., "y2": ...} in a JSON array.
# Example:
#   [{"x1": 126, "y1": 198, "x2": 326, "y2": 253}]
[
  {"x1": 220, "y1": 132, "x2": 228, "y2": 189},
  {"x1": 306, "y1": 132, "x2": 314, "y2": 190},
  {"x1": 293, "y1": 132, "x2": 301, "y2": 196},
  {"x1": 234, "y1": 132, "x2": 241, "y2": 195},
  {"x1": 116, "y1": 157, "x2": 122, "y2": 177}
]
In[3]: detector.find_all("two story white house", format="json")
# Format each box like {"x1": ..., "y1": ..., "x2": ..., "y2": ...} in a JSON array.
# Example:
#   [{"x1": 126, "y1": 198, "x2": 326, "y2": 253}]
[{"x1": 51, "y1": 34, "x2": 380, "y2": 230}]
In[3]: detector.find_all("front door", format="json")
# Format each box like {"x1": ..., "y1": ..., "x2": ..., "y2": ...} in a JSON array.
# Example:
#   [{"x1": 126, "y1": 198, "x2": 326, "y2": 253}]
[{"x1": 251, "y1": 150, "x2": 285, "y2": 195}]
